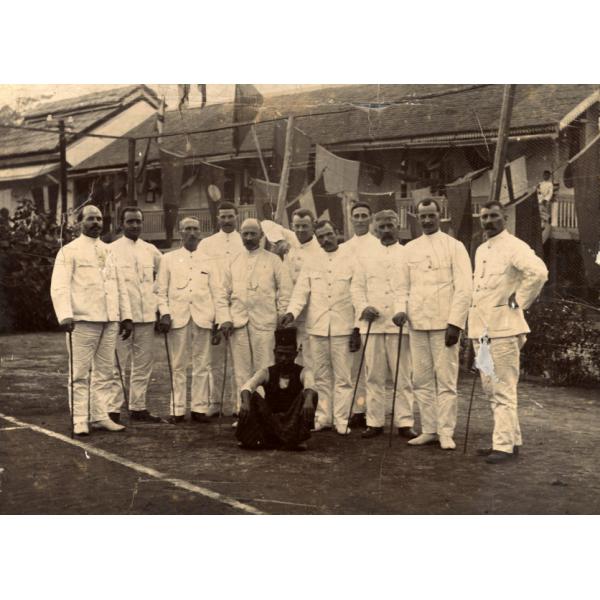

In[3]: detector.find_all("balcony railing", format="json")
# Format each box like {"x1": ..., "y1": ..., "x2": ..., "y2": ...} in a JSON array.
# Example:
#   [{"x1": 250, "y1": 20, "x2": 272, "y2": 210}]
[{"x1": 140, "y1": 196, "x2": 579, "y2": 243}]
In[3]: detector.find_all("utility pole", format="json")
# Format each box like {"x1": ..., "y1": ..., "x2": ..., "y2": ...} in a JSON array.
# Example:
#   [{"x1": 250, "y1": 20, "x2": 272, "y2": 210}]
[
  {"x1": 58, "y1": 119, "x2": 68, "y2": 215},
  {"x1": 274, "y1": 116, "x2": 295, "y2": 224},
  {"x1": 489, "y1": 84, "x2": 517, "y2": 204},
  {"x1": 128, "y1": 138, "x2": 137, "y2": 205}
]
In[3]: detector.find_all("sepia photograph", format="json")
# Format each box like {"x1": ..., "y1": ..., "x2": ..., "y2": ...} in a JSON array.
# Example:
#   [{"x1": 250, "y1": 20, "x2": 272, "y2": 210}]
[
  {"x1": 1, "y1": 81, "x2": 598, "y2": 515},
  {"x1": 0, "y1": 3, "x2": 598, "y2": 598}
]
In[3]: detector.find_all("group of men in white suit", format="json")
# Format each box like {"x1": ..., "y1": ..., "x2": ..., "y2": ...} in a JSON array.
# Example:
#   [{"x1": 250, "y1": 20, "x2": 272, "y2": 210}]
[{"x1": 51, "y1": 195, "x2": 548, "y2": 464}]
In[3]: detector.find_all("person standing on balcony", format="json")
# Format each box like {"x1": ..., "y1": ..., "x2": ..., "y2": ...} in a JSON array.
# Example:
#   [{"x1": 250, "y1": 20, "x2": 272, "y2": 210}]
[
  {"x1": 50, "y1": 205, "x2": 133, "y2": 436},
  {"x1": 156, "y1": 217, "x2": 230, "y2": 423},
  {"x1": 468, "y1": 200, "x2": 548, "y2": 464},
  {"x1": 393, "y1": 198, "x2": 473, "y2": 451},
  {"x1": 107, "y1": 207, "x2": 163, "y2": 424},
  {"x1": 342, "y1": 201, "x2": 380, "y2": 428},
  {"x1": 218, "y1": 219, "x2": 293, "y2": 419},
  {"x1": 537, "y1": 170, "x2": 554, "y2": 243}
]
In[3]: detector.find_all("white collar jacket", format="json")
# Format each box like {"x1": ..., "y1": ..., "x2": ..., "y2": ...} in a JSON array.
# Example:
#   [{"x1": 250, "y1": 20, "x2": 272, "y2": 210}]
[
  {"x1": 50, "y1": 234, "x2": 132, "y2": 324},
  {"x1": 156, "y1": 247, "x2": 230, "y2": 330},
  {"x1": 286, "y1": 247, "x2": 356, "y2": 337},
  {"x1": 395, "y1": 231, "x2": 473, "y2": 331},
  {"x1": 341, "y1": 232, "x2": 381, "y2": 259},
  {"x1": 352, "y1": 242, "x2": 408, "y2": 335},
  {"x1": 284, "y1": 236, "x2": 323, "y2": 285},
  {"x1": 222, "y1": 248, "x2": 292, "y2": 331},
  {"x1": 468, "y1": 230, "x2": 548, "y2": 339},
  {"x1": 110, "y1": 236, "x2": 162, "y2": 323},
  {"x1": 198, "y1": 229, "x2": 243, "y2": 267}
]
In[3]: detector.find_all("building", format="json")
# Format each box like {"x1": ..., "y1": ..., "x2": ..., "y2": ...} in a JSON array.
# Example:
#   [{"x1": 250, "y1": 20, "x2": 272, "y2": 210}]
[{"x1": 0, "y1": 85, "x2": 159, "y2": 228}]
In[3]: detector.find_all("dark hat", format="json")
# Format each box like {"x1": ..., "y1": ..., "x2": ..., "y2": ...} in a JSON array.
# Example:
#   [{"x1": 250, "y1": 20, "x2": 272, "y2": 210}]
[{"x1": 274, "y1": 327, "x2": 297, "y2": 350}]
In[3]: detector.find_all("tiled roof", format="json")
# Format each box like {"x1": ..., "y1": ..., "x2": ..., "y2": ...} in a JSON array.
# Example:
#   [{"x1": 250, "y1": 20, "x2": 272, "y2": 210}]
[
  {"x1": 0, "y1": 85, "x2": 159, "y2": 164},
  {"x1": 64, "y1": 84, "x2": 600, "y2": 172}
]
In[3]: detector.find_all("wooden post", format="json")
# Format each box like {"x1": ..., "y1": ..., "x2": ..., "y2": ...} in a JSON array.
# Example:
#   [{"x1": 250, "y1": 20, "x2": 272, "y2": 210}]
[
  {"x1": 489, "y1": 85, "x2": 517, "y2": 204},
  {"x1": 58, "y1": 119, "x2": 68, "y2": 215},
  {"x1": 274, "y1": 116, "x2": 295, "y2": 224},
  {"x1": 128, "y1": 138, "x2": 136, "y2": 206}
]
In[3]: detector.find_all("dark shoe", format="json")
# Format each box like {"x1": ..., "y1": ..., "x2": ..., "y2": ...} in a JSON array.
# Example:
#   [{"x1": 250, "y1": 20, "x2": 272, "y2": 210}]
[
  {"x1": 485, "y1": 450, "x2": 517, "y2": 464},
  {"x1": 477, "y1": 446, "x2": 520, "y2": 457},
  {"x1": 130, "y1": 409, "x2": 162, "y2": 423},
  {"x1": 108, "y1": 412, "x2": 121, "y2": 424},
  {"x1": 398, "y1": 426, "x2": 418, "y2": 439},
  {"x1": 349, "y1": 413, "x2": 367, "y2": 428},
  {"x1": 361, "y1": 426, "x2": 384, "y2": 439},
  {"x1": 190, "y1": 412, "x2": 210, "y2": 423},
  {"x1": 167, "y1": 415, "x2": 186, "y2": 424}
]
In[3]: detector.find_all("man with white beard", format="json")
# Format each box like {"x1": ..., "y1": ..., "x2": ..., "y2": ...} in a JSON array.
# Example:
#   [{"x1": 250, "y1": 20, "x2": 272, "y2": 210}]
[
  {"x1": 351, "y1": 209, "x2": 416, "y2": 439},
  {"x1": 219, "y1": 219, "x2": 292, "y2": 420}
]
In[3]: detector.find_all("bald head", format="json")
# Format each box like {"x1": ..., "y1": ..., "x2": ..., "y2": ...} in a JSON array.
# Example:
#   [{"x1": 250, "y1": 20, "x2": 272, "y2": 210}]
[
  {"x1": 241, "y1": 218, "x2": 263, "y2": 251},
  {"x1": 79, "y1": 205, "x2": 103, "y2": 238}
]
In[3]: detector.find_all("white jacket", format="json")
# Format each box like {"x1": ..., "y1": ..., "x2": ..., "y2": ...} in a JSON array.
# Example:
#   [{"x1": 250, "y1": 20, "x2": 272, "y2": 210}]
[
  {"x1": 222, "y1": 248, "x2": 292, "y2": 331},
  {"x1": 468, "y1": 230, "x2": 548, "y2": 339},
  {"x1": 110, "y1": 236, "x2": 162, "y2": 323},
  {"x1": 286, "y1": 246, "x2": 356, "y2": 337},
  {"x1": 395, "y1": 231, "x2": 473, "y2": 331},
  {"x1": 198, "y1": 229, "x2": 243, "y2": 266},
  {"x1": 341, "y1": 232, "x2": 381, "y2": 259},
  {"x1": 284, "y1": 236, "x2": 323, "y2": 285},
  {"x1": 50, "y1": 234, "x2": 132, "y2": 324},
  {"x1": 156, "y1": 247, "x2": 230, "y2": 330},
  {"x1": 352, "y1": 242, "x2": 408, "y2": 335}
]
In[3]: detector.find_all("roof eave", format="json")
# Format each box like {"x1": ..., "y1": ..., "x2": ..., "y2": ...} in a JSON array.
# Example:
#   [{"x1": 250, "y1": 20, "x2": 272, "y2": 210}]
[{"x1": 559, "y1": 90, "x2": 600, "y2": 131}]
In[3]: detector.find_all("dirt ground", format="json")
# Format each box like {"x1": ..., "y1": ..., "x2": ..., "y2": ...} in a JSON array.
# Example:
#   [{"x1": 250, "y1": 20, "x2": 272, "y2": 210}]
[{"x1": 0, "y1": 331, "x2": 598, "y2": 515}]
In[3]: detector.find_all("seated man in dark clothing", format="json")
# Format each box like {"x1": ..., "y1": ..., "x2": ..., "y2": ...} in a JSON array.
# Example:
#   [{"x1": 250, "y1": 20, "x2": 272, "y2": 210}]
[{"x1": 236, "y1": 327, "x2": 317, "y2": 450}]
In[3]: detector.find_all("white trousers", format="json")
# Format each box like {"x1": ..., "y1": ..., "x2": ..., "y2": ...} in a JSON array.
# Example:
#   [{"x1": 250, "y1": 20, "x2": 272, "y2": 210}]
[
  {"x1": 230, "y1": 324, "x2": 275, "y2": 414},
  {"x1": 166, "y1": 321, "x2": 216, "y2": 417},
  {"x1": 67, "y1": 322, "x2": 119, "y2": 424},
  {"x1": 410, "y1": 329, "x2": 459, "y2": 438},
  {"x1": 310, "y1": 334, "x2": 353, "y2": 430},
  {"x1": 473, "y1": 336, "x2": 524, "y2": 453},
  {"x1": 107, "y1": 322, "x2": 155, "y2": 413},
  {"x1": 365, "y1": 333, "x2": 413, "y2": 428}
]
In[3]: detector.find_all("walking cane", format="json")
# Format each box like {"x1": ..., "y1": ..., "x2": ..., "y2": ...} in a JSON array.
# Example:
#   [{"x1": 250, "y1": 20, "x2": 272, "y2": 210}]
[
  {"x1": 463, "y1": 367, "x2": 479, "y2": 454},
  {"x1": 163, "y1": 332, "x2": 176, "y2": 421},
  {"x1": 115, "y1": 350, "x2": 129, "y2": 414},
  {"x1": 388, "y1": 323, "x2": 404, "y2": 448},
  {"x1": 87, "y1": 367, "x2": 92, "y2": 425},
  {"x1": 218, "y1": 337, "x2": 230, "y2": 431},
  {"x1": 345, "y1": 321, "x2": 372, "y2": 434},
  {"x1": 68, "y1": 331, "x2": 75, "y2": 439}
]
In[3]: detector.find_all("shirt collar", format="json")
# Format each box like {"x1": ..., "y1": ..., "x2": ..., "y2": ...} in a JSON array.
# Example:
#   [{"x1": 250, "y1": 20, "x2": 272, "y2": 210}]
[
  {"x1": 80, "y1": 234, "x2": 100, "y2": 246},
  {"x1": 486, "y1": 228, "x2": 509, "y2": 247}
]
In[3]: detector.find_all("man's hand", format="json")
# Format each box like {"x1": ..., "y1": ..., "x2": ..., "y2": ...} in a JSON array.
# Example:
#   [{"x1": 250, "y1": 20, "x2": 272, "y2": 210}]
[
  {"x1": 60, "y1": 318, "x2": 75, "y2": 333},
  {"x1": 349, "y1": 328, "x2": 361, "y2": 353},
  {"x1": 220, "y1": 321, "x2": 234, "y2": 340},
  {"x1": 119, "y1": 319, "x2": 133, "y2": 340},
  {"x1": 508, "y1": 293, "x2": 519, "y2": 309},
  {"x1": 392, "y1": 311, "x2": 408, "y2": 327},
  {"x1": 211, "y1": 323, "x2": 222, "y2": 346},
  {"x1": 280, "y1": 312, "x2": 295, "y2": 328},
  {"x1": 272, "y1": 240, "x2": 290, "y2": 259},
  {"x1": 239, "y1": 390, "x2": 252, "y2": 418},
  {"x1": 360, "y1": 306, "x2": 380, "y2": 323},
  {"x1": 444, "y1": 324, "x2": 462, "y2": 347},
  {"x1": 157, "y1": 314, "x2": 172, "y2": 334}
]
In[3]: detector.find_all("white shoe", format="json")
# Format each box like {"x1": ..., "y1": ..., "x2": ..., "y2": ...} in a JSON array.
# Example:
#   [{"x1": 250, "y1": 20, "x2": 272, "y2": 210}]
[
  {"x1": 91, "y1": 419, "x2": 125, "y2": 432},
  {"x1": 439, "y1": 436, "x2": 456, "y2": 450},
  {"x1": 336, "y1": 426, "x2": 351, "y2": 436},
  {"x1": 231, "y1": 420, "x2": 238, "y2": 429},
  {"x1": 311, "y1": 423, "x2": 333, "y2": 432},
  {"x1": 407, "y1": 433, "x2": 438, "y2": 446},
  {"x1": 74, "y1": 422, "x2": 89, "y2": 436}
]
